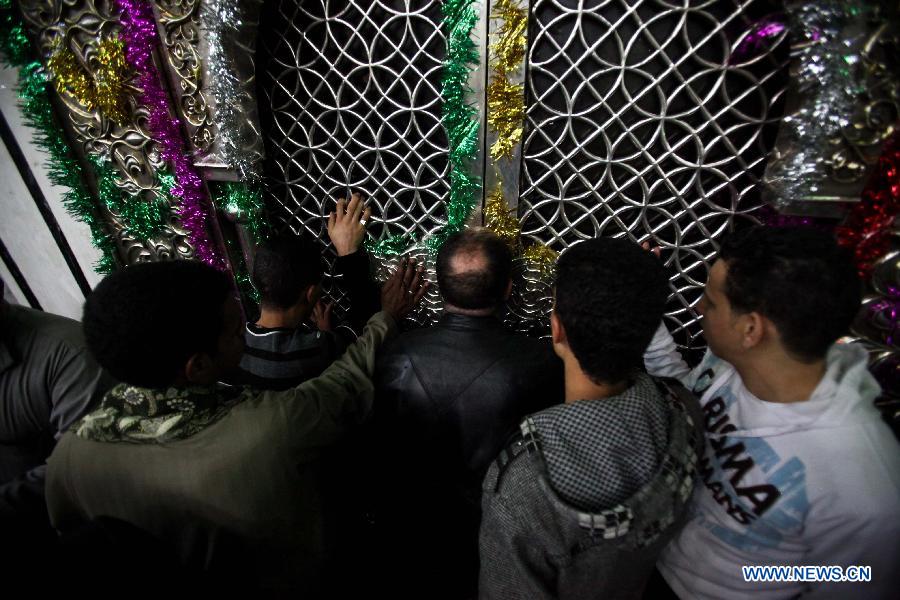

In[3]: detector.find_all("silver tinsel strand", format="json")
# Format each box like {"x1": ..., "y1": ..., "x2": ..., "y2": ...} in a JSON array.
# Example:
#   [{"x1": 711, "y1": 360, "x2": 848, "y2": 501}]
[
  {"x1": 762, "y1": 0, "x2": 869, "y2": 209},
  {"x1": 201, "y1": 0, "x2": 265, "y2": 184}
]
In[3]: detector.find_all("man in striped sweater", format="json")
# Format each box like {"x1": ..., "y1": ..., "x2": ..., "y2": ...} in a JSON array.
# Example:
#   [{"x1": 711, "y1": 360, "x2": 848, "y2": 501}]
[
  {"x1": 231, "y1": 193, "x2": 426, "y2": 593},
  {"x1": 235, "y1": 192, "x2": 408, "y2": 389}
]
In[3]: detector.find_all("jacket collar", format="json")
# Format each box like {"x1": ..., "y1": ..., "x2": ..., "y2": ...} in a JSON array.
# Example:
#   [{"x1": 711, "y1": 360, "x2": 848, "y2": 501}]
[{"x1": 438, "y1": 311, "x2": 504, "y2": 331}]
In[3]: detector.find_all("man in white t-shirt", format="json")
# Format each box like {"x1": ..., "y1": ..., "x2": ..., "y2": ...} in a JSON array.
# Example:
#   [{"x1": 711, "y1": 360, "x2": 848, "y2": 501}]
[{"x1": 644, "y1": 226, "x2": 900, "y2": 599}]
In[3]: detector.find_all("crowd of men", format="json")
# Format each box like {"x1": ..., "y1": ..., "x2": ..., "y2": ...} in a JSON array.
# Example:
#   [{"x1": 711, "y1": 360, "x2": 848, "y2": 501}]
[{"x1": 1, "y1": 193, "x2": 898, "y2": 598}]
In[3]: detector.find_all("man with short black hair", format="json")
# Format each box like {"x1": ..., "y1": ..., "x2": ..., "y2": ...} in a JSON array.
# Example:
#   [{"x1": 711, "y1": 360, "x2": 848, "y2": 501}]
[
  {"x1": 478, "y1": 237, "x2": 703, "y2": 599},
  {"x1": 45, "y1": 258, "x2": 425, "y2": 594},
  {"x1": 235, "y1": 192, "x2": 382, "y2": 389},
  {"x1": 375, "y1": 228, "x2": 563, "y2": 599},
  {"x1": 644, "y1": 226, "x2": 900, "y2": 598}
]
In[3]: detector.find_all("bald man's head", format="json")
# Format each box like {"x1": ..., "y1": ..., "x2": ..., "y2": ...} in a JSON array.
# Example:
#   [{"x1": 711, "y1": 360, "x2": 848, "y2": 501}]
[{"x1": 436, "y1": 228, "x2": 512, "y2": 312}]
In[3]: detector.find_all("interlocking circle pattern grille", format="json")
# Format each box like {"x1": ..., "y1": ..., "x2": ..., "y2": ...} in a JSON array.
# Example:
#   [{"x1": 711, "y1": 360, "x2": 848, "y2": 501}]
[
  {"x1": 257, "y1": 0, "x2": 451, "y2": 323},
  {"x1": 257, "y1": 0, "x2": 789, "y2": 347},
  {"x1": 518, "y1": 0, "x2": 788, "y2": 348}
]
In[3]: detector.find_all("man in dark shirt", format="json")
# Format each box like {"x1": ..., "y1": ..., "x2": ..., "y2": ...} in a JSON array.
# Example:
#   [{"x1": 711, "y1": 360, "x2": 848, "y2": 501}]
[
  {"x1": 375, "y1": 228, "x2": 564, "y2": 599},
  {"x1": 45, "y1": 260, "x2": 425, "y2": 594},
  {"x1": 0, "y1": 277, "x2": 114, "y2": 550}
]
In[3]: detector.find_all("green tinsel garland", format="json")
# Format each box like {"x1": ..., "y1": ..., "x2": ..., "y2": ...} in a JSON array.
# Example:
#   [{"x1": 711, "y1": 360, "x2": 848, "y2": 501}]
[
  {"x1": 222, "y1": 232, "x2": 259, "y2": 304},
  {"x1": 366, "y1": 0, "x2": 481, "y2": 257},
  {"x1": 90, "y1": 154, "x2": 170, "y2": 241},
  {"x1": 234, "y1": 270, "x2": 259, "y2": 303},
  {"x1": 215, "y1": 181, "x2": 268, "y2": 244},
  {"x1": 230, "y1": 248, "x2": 259, "y2": 304},
  {"x1": 364, "y1": 232, "x2": 415, "y2": 256},
  {"x1": 429, "y1": 0, "x2": 482, "y2": 254},
  {"x1": 0, "y1": 2, "x2": 28, "y2": 66},
  {"x1": 0, "y1": 4, "x2": 119, "y2": 273},
  {"x1": 210, "y1": 181, "x2": 266, "y2": 303}
]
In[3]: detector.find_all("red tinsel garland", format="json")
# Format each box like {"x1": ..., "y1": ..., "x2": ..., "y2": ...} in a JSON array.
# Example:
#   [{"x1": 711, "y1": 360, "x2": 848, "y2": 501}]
[{"x1": 835, "y1": 133, "x2": 900, "y2": 278}]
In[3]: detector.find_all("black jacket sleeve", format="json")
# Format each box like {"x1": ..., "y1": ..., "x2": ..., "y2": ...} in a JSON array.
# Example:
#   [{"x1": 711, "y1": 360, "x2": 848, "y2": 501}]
[{"x1": 333, "y1": 251, "x2": 381, "y2": 335}]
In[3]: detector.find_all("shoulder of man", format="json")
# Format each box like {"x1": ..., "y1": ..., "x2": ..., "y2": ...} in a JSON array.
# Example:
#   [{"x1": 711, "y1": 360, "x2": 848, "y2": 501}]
[
  {"x1": 651, "y1": 376, "x2": 704, "y2": 440},
  {"x1": 3, "y1": 305, "x2": 88, "y2": 354},
  {"x1": 643, "y1": 372, "x2": 702, "y2": 457},
  {"x1": 483, "y1": 417, "x2": 548, "y2": 498}
]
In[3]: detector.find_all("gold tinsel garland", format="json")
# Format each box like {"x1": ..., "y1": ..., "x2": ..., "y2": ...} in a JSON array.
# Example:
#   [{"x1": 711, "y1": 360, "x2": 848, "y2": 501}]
[
  {"x1": 487, "y1": 75, "x2": 525, "y2": 160},
  {"x1": 47, "y1": 36, "x2": 131, "y2": 123},
  {"x1": 522, "y1": 243, "x2": 558, "y2": 276},
  {"x1": 485, "y1": 0, "x2": 557, "y2": 276},
  {"x1": 491, "y1": 0, "x2": 528, "y2": 74},
  {"x1": 487, "y1": 0, "x2": 527, "y2": 161},
  {"x1": 486, "y1": 182, "x2": 559, "y2": 274},
  {"x1": 484, "y1": 183, "x2": 521, "y2": 249}
]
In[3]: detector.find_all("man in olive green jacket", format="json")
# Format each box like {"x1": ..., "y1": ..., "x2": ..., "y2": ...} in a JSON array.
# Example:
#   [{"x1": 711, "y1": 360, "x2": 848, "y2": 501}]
[{"x1": 46, "y1": 257, "x2": 425, "y2": 595}]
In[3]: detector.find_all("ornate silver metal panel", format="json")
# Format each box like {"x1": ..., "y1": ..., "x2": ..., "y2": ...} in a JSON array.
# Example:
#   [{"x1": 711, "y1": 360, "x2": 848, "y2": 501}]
[
  {"x1": 518, "y1": 0, "x2": 790, "y2": 348},
  {"x1": 154, "y1": 0, "x2": 267, "y2": 178},
  {"x1": 154, "y1": 0, "x2": 216, "y2": 156},
  {"x1": 20, "y1": 0, "x2": 195, "y2": 265},
  {"x1": 257, "y1": 0, "x2": 487, "y2": 326}
]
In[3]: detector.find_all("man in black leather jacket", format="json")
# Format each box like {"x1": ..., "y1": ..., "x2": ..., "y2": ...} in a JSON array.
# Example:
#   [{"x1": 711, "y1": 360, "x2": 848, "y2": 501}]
[{"x1": 375, "y1": 228, "x2": 564, "y2": 598}]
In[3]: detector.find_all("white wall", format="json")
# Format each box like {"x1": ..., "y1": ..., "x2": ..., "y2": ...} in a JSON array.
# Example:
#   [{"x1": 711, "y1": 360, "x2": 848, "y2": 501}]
[{"x1": 0, "y1": 65, "x2": 105, "y2": 320}]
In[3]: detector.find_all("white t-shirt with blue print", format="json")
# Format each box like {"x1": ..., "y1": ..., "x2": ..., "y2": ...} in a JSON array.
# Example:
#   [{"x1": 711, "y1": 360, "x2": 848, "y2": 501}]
[{"x1": 644, "y1": 325, "x2": 900, "y2": 599}]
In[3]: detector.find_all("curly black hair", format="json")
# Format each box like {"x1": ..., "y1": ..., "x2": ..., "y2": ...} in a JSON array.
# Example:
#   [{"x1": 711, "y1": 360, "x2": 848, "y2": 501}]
[
  {"x1": 83, "y1": 260, "x2": 232, "y2": 388},
  {"x1": 436, "y1": 229, "x2": 512, "y2": 310},
  {"x1": 718, "y1": 226, "x2": 860, "y2": 361},
  {"x1": 252, "y1": 234, "x2": 324, "y2": 309},
  {"x1": 555, "y1": 237, "x2": 669, "y2": 384}
]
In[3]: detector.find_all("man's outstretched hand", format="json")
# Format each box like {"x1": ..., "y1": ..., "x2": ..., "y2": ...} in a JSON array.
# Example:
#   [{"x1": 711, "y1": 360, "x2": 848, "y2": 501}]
[
  {"x1": 327, "y1": 192, "x2": 371, "y2": 257},
  {"x1": 381, "y1": 258, "x2": 429, "y2": 320}
]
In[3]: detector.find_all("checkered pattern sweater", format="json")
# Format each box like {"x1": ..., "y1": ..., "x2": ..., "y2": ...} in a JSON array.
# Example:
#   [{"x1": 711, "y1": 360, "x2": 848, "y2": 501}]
[{"x1": 479, "y1": 373, "x2": 704, "y2": 600}]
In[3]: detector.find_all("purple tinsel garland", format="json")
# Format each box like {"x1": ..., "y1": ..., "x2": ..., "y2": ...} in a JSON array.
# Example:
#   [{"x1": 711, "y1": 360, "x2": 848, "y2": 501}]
[{"x1": 116, "y1": 0, "x2": 226, "y2": 270}]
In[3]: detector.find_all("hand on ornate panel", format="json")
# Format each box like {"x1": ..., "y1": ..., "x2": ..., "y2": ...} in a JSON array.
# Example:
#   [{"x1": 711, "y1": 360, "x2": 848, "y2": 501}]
[
  {"x1": 310, "y1": 299, "x2": 334, "y2": 332},
  {"x1": 327, "y1": 193, "x2": 371, "y2": 257},
  {"x1": 256, "y1": 0, "x2": 454, "y2": 327},
  {"x1": 380, "y1": 257, "x2": 429, "y2": 321}
]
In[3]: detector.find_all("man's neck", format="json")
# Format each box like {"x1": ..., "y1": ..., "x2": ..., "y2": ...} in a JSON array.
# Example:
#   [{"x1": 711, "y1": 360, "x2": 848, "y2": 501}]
[
  {"x1": 255, "y1": 305, "x2": 309, "y2": 329},
  {"x1": 731, "y1": 350, "x2": 827, "y2": 404},
  {"x1": 564, "y1": 359, "x2": 629, "y2": 404}
]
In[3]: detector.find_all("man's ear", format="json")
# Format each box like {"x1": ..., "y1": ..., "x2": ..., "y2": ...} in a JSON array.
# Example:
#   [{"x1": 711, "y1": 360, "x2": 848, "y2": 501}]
[
  {"x1": 304, "y1": 283, "x2": 319, "y2": 306},
  {"x1": 739, "y1": 311, "x2": 765, "y2": 350},
  {"x1": 503, "y1": 278, "x2": 513, "y2": 301},
  {"x1": 550, "y1": 310, "x2": 567, "y2": 347},
  {"x1": 184, "y1": 352, "x2": 215, "y2": 385}
]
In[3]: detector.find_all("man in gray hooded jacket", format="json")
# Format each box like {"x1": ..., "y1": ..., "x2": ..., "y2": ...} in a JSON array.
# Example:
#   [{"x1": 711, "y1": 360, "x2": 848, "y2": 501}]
[{"x1": 479, "y1": 237, "x2": 704, "y2": 599}]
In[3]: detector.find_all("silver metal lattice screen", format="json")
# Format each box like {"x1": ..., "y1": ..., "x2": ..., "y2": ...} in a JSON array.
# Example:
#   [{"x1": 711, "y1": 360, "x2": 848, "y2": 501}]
[
  {"x1": 518, "y1": 0, "x2": 788, "y2": 348},
  {"x1": 258, "y1": 0, "x2": 789, "y2": 345},
  {"x1": 257, "y1": 0, "x2": 453, "y2": 323}
]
